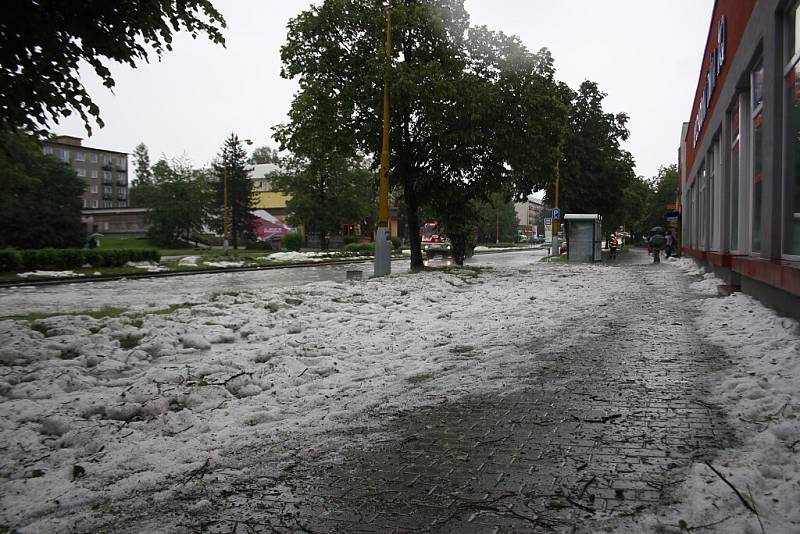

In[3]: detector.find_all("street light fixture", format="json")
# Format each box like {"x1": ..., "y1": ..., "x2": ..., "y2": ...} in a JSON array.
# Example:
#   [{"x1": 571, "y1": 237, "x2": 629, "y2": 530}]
[{"x1": 223, "y1": 137, "x2": 253, "y2": 252}]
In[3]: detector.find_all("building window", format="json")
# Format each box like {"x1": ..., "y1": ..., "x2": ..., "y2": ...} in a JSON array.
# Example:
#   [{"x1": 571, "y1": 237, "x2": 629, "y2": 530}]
[
  {"x1": 43, "y1": 146, "x2": 53, "y2": 155},
  {"x1": 103, "y1": 171, "x2": 112, "y2": 181},
  {"x1": 75, "y1": 151, "x2": 85, "y2": 161},
  {"x1": 698, "y1": 162, "x2": 707, "y2": 249},
  {"x1": 785, "y1": 3, "x2": 800, "y2": 256},
  {"x1": 104, "y1": 201, "x2": 114, "y2": 208},
  {"x1": 60, "y1": 149, "x2": 69, "y2": 162},
  {"x1": 90, "y1": 153, "x2": 98, "y2": 163},
  {"x1": 104, "y1": 186, "x2": 112, "y2": 194},
  {"x1": 82, "y1": 199, "x2": 87, "y2": 208},
  {"x1": 76, "y1": 167, "x2": 86, "y2": 177},
  {"x1": 730, "y1": 102, "x2": 741, "y2": 251},
  {"x1": 91, "y1": 169, "x2": 98, "y2": 178},
  {"x1": 751, "y1": 63, "x2": 765, "y2": 253},
  {"x1": 89, "y1": 185, "x2": 97, "y2": 193},
  {"x1": 92, "y1": 200, "x2": 98, "y2": 208},
  {"x1": 118, "y1": 201, "x2": 127, "y2": 208}
]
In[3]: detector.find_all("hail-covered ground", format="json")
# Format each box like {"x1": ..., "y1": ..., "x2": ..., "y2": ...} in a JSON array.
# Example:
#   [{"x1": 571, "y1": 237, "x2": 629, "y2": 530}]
[{"x1": 0, "y1": 254, "x2": 798, "y2": 533}]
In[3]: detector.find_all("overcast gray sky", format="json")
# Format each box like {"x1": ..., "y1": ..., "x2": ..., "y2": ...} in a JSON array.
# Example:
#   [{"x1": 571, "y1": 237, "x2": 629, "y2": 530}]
[{"x1": 57, "y1": 0, "x2": 713, "y2": 182}]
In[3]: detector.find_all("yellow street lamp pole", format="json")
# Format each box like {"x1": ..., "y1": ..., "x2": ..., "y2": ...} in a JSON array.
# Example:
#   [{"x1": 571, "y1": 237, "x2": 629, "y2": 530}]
[{"x1": 374, "y1": 0, "x2": 393, "y2": 277}]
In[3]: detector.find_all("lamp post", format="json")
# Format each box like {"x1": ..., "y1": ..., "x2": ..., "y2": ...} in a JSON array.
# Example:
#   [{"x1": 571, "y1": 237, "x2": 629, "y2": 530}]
[{"x1": 222, "y1": 137, "x2": 253, "y2": 252}]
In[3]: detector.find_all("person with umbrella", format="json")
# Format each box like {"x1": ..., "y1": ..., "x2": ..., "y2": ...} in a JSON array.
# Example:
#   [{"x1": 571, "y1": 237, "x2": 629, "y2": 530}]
[{"x1": 648, "y1": 227, "x2": 666, "y2": 263}]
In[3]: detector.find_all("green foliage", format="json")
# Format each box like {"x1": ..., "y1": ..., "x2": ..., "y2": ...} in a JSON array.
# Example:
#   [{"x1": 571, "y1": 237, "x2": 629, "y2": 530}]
[
  {"x1": 547, "y1": 81, "x2": 636, "y2": 233},
  {"x1": 208, "y1": 134, "x2": 258, "y2": 249},
  {"x1": 0, "y1": 132, "x2": 84, "y2": 249},
  {"x1": 1, "y1": 2, "x2": 226, "y2": 135},
  {"x1": 138, "y1": 157, "x2": 209, "y2": 247},
  {"x1": 391, "y1": 237, "x2": 402, "y2": 250},
  {"x1": 249, "y1": 146, "x2": 280, "y2": 164},
  {"x1": 0, "y1": 250, "x2": 20, "y2": 271},
  {"x1": 2, "y1": 248, "x2": 160, "y2": 272},
  {"x1": 279, "y1": 0, "x2": 568, "y2": 269},
  {"x1": 283, "y1": 231, "x2": 303, "y2": 252},
  {"x1": 268, "y1": 157, "x2": 374, "y2": 250},
  {"x1": 343, "y1": 235, "x2": 361, "y2": 245},
  {"x1": 472, "y1": 190, "x2": 519, "y2": 244},
  {"x1": 343, "y1": 242, "x2": 374, "y2": 255}
]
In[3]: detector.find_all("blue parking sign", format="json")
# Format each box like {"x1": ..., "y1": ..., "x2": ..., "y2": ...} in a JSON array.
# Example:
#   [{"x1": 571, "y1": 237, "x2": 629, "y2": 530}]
[{"x1": 552, "y1": 208, "x2": 561, "y2": 219}]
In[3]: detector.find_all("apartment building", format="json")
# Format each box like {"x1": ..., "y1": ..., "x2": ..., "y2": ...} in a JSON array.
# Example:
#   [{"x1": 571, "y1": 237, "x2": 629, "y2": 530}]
[
  {"x1": 42, "y1": 135, "x2": 129, "y2": 209},
  {"x1": 679, "y1": 0, "x2": 800, "y2": 318}
]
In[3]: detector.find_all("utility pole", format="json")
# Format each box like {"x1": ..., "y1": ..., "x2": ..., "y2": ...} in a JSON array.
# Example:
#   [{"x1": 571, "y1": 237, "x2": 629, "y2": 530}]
[
  {"x1": 495, "y1": 210, "x2": 499, "y2": 244},
  {"x1": 223, "y1": 164, "x2": 229, "y2": 251},
  {"x1": 373, "y1": 0, "x2": 393, "y2": 277}
]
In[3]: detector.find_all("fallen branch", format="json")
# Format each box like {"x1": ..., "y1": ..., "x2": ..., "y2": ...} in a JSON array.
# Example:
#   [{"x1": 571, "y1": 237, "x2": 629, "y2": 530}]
[
  {"x1": 578, "y1": 475, "x2": 596, "y2": 499},
  {"x1": 746, "y1": 484, "x2": 765, "y2": 534},
  {"x1": 297, "y1": 368, "x2": 308, "y2": 378},
  {"x1": 565, "y1": 496, "x2": 595, "y2": 513},
  {"x1": 704, "y1": 462, "x2": 756, "y2": 514},
  {"x1": 181, "y1": 458, "x2": 210, "y2": 484}
]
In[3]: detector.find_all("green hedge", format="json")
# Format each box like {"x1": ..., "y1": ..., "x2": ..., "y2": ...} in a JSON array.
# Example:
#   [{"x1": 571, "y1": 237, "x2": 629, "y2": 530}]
[
  {"x1": 283, "y1": 231, "x2": 303, "y2": 252},
  {"x1": 1, "y1": 248, "x2": 161, "y2": 272},
  {"x1": 343, "y1": 242, "x2": 375, "y2": 255},
  {"x1": 0, "y1": 249, "x2": 20, "y2": 271}
]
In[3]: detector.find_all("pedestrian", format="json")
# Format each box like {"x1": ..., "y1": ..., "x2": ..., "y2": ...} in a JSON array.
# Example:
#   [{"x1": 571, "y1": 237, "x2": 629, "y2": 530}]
[
  {"x1": 648, "y1": 231, "x2": 666, "y2": 263},
  {"x1": 609, "y1": 234, "x2": 619, "y2": 259},
  {"x1": 665, "y1": 231, "x2": 674, "y2": 258}
]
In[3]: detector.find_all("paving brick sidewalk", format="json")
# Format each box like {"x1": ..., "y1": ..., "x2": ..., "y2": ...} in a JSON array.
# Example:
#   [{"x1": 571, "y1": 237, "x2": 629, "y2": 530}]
[{"x1": 284, "y1": 251, "x2": 734, "y2": 533}]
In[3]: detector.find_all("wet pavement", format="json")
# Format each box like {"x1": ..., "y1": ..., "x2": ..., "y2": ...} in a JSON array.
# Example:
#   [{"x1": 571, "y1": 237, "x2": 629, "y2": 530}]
[{"x1": 73, "y1": 249, "x2": 736, "y2": 533}]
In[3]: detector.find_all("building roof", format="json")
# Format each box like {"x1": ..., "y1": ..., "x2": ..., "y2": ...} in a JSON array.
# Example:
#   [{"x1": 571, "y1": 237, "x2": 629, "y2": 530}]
[
  {"x1": 44, "y1": 135, "x2": 128, "y2": 155},
  {"x1": 248, "y1": 163, "x2": 282, "y2": 179}
]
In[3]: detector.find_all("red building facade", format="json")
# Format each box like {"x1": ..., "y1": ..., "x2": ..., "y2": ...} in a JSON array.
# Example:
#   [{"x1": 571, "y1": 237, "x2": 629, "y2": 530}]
[{"x1": 680, "y1": 0, "x2": 800, "y2": 319}]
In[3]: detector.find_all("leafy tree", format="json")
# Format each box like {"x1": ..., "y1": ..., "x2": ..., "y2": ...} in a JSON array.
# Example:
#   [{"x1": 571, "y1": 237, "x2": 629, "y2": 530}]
[
  {"x1": 249, "y1": 146, "x2": 280, "y2": 165},
  {"x1": 270, "y1": 157, "x2": 373, "y2": 250},
  {"x1": 617, "y1": 176, "x2": 654, "y2": 240},
  {"x1": 279, "y1": 0, "x2": 568, "y2": 269},
  {"x1": 132, "y1": 143, "x2": 153, "y2": 185},
  {"x1": 1, "y1": 1, "x2": 226, "y2": 135},
  {"x1": 645, "y1": 164, "x2": 679, "y2": 230},
  {"x1": 0, "y1": 132, "x2": 84, "y2": 248},
  {"x1": 141, "y1": 157, "x2": 209, "y2": 247},
  {"x1": 472, "y1": 190, "x2": 519, "y2": 244},
  {"x1": 129, "y1": 142, "x2": 153, "y2": 207},
  {"x1": 547, "y1": 80, "x2": 636, "y2": 234},
  {"x1": 208, "y1": 134, "x2": 257, "y2": 248}
]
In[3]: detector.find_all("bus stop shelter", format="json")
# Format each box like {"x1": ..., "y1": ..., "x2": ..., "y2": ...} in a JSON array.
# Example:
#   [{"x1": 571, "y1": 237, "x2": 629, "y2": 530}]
[{"x1": 564, "y1": 214, "x2": 602, "y2": 262}]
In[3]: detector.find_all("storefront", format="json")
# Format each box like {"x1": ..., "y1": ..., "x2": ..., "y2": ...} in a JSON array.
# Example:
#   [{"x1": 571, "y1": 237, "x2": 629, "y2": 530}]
[{"x1": 680, "y1": 0, "x2": 800, "y2": 319}]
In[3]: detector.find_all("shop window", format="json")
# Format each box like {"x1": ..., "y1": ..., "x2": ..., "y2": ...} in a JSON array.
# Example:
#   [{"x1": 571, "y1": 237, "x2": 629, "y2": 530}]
[
  {"x1": 730, "y1": 103, "x2": 741, "y2": 251},
  {"x1": 785, "y1": 3, "x2": 800, "y2": 256},
  {"x1": 751, "y1": 63, "x2": 765, "y2": 253}
]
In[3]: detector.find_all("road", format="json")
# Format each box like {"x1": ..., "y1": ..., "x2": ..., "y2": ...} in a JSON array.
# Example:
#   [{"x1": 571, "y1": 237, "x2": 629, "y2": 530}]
[{"x1": 0, "y1": 248, "x2": 548, "y2": 316}]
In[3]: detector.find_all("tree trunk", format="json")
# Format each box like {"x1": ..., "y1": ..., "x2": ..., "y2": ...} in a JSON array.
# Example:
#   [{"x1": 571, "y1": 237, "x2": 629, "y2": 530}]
[{"x1": 404, "y1": 177, "x2": 423, "y2": 270}]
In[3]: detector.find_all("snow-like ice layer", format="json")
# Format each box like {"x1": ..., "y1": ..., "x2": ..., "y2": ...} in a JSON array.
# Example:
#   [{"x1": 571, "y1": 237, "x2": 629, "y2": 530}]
[
  {"x1": 621, "y1": 258, "x2": 800, "y2": 534},
  {"x1": 0, "y1": 261, "x2": 610, "y2": 530},
  {"x1": 126, "y1": 261, "x2": 169, "y2": 272},
  {"x1": 3, "y1": 255, "x2": 798, "y2": 532},
  {"x1": 202, "y1": 260, "x2": 245, "y2": 268},
  {"x1": 17, "y1": 271, "x2": 84, "y2": 279}
]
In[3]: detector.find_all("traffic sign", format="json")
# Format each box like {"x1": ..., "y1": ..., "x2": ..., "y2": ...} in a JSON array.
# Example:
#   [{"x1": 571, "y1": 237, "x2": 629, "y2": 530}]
[
  {"x1": 544, "y1": 217, "x2": 552, "y2": 226},
  {"x1": 552, "y1": 208, "x2": 561, "y2": 219}
]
